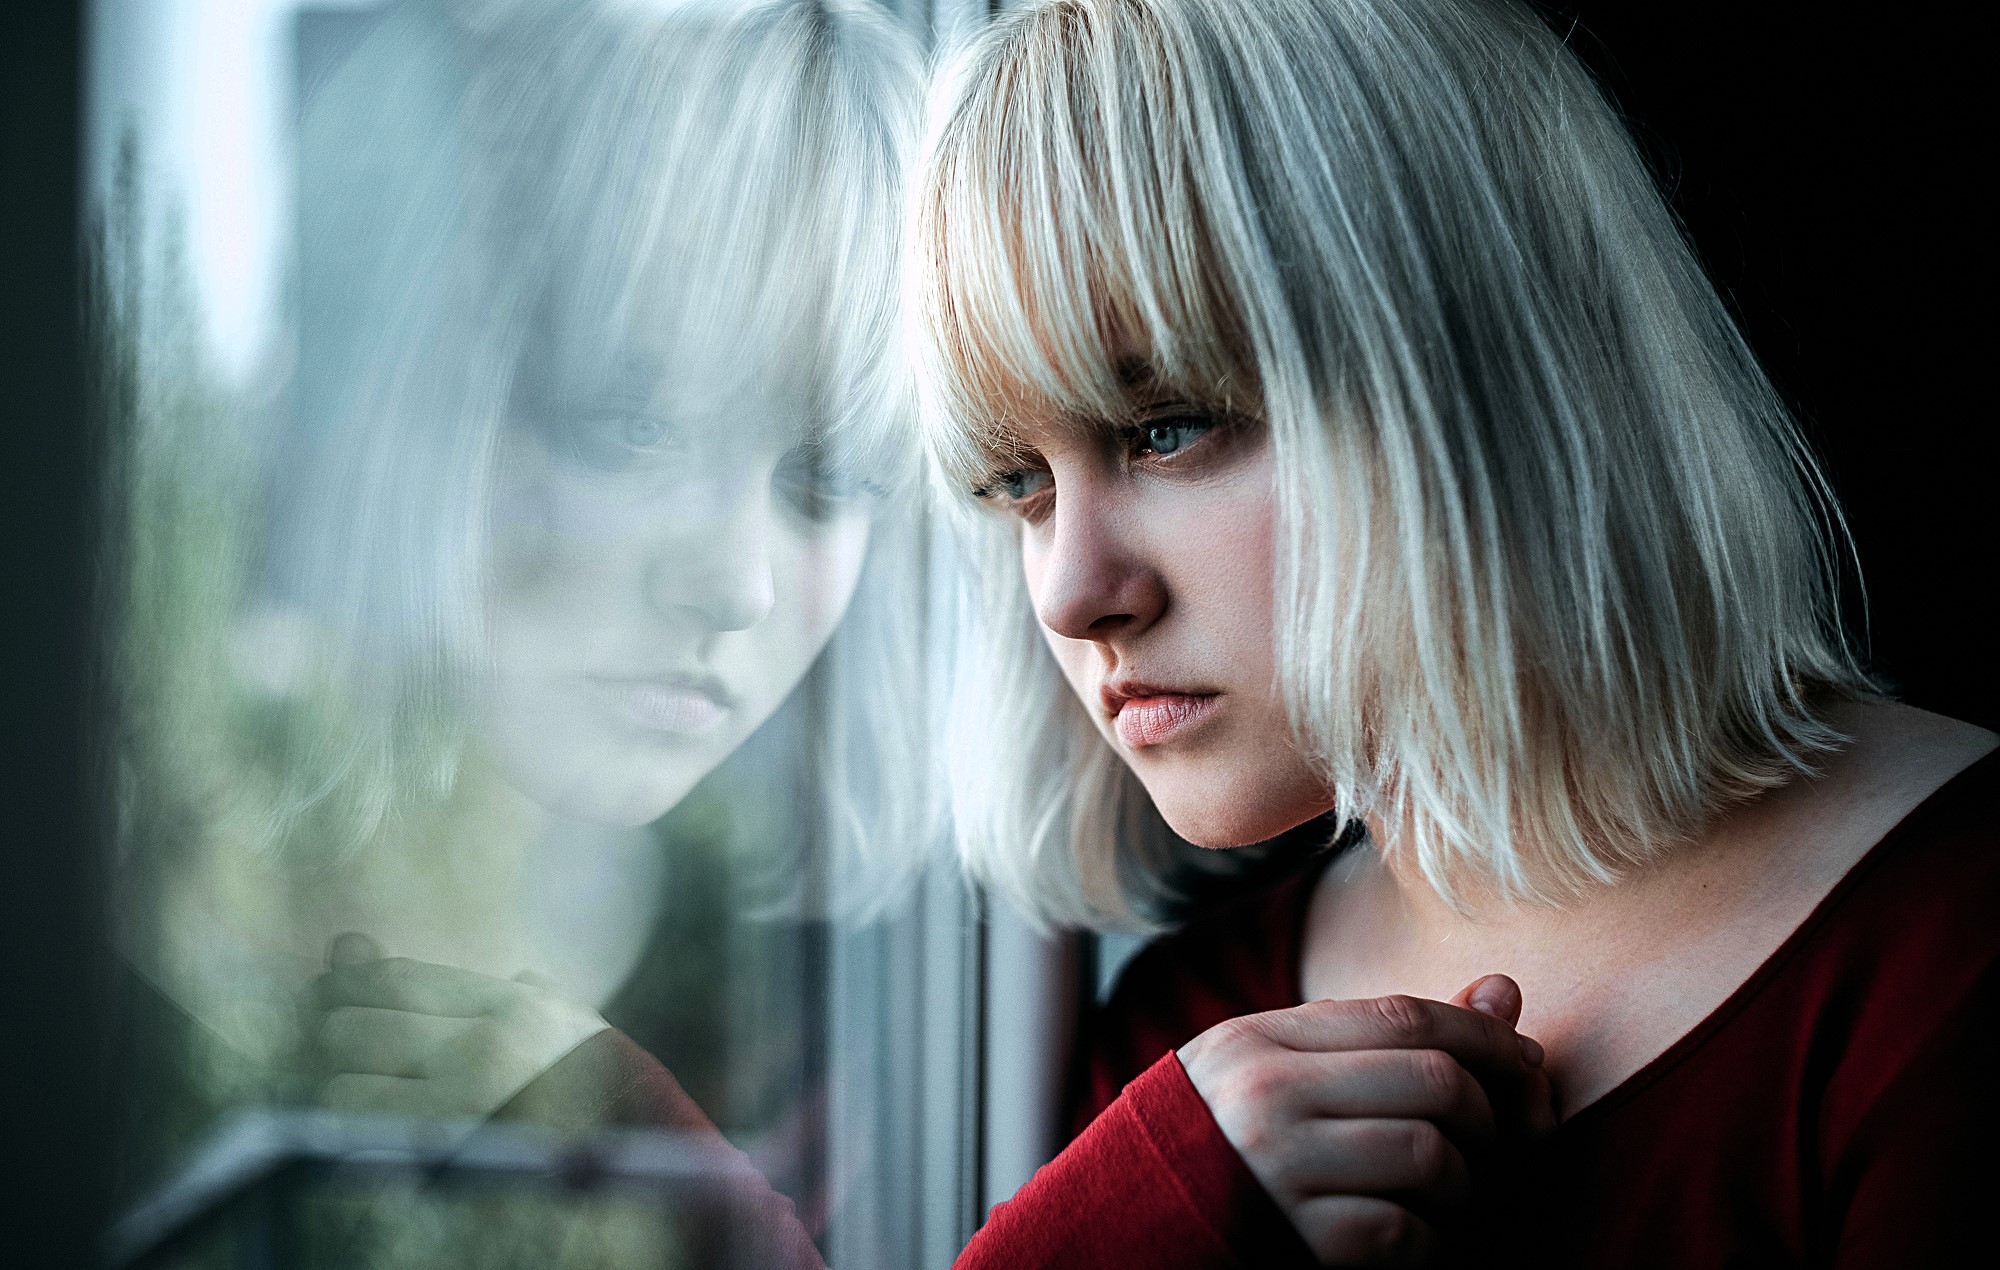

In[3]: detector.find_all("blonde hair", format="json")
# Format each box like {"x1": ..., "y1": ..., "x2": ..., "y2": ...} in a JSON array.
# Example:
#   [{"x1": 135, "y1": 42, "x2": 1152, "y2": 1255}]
[
  {"x1": 246, "y1": 0, "x2": 934, "y2": 900},
  {"x1": 913, "y1": 0, "x2": 1874, "y2": 930}
]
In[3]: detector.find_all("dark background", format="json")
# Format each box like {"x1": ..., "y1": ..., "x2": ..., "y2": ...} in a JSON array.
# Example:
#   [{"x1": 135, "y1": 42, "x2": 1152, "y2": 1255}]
[
  {"x1": 1542, "y1": 2, "x2": 1993, "y2": 728},
  {"x1": 2, "y1": 1, "x2": 1991, "y2": 1261},
  {"x1": 3, "y1": 1, "x2": 101, "y2": 1265}
]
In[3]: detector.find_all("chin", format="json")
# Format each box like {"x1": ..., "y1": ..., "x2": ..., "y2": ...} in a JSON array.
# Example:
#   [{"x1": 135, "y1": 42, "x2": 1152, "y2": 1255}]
[
  {"x1": 507, "y1": 751, "x2": 707, "y2": 828},
  {"x1": 1150, "y1": 791, "x2": 1309, "y2": 850},
  {"x1": 1140, "y1": 760, "x2": 1335, "y2": 850}
]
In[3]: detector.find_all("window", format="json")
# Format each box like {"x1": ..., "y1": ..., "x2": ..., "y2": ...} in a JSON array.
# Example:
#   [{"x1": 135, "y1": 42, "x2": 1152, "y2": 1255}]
[{"x1": 87, "y1": 2, "x2": 1050, "y2": 1266}]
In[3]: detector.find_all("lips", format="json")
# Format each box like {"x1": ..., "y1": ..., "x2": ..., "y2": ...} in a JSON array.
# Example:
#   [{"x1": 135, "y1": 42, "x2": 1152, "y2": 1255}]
[
  {"x1": 1102, "y1": 680, "x2": 1220, "y2": 749},
  {"x1": 588, "y1": 673, "x2": 734, "y2": 737}
]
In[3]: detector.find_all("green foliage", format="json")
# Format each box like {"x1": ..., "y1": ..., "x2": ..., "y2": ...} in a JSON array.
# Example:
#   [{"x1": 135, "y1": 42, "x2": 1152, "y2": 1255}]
[{"x1": 88, "y1": 127, "x2": 261, "y2": 885}]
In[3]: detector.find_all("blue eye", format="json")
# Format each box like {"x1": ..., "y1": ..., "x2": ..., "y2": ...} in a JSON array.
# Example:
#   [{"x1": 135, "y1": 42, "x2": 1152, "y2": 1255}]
[
  {"x1": 975, "y1": 468, "x2": 1052, "y2": 503},
  {"x1": 1001, "y1": 469, "x2": 1051, "y2": 498},
  {"x1": 620, "y1": 415, "x2": 669, "y2": 449},
  {"x1": 1139, "y1": 417, "x2": 1213, "y2": 457},
  {"x1": 777, "y1": 445, "x2": 884, "y2": 523},
  {"x1": 536, "y1": 409, "x2": 681, "y2": 471}
]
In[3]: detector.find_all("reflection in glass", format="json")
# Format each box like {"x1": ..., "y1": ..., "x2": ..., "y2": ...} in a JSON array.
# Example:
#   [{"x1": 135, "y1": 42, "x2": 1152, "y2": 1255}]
[{"x1": 100, "y1": 2, "x2": 939, "y2": 1265}]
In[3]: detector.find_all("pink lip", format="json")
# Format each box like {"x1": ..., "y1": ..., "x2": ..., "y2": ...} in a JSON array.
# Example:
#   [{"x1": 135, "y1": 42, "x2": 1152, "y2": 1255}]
[
  {"x1": 588, "y1": 674, "x2": 734, "y2": 737},
  {"x1": 1104, "y1": 681, "x2": 1221, "y2": 749}
]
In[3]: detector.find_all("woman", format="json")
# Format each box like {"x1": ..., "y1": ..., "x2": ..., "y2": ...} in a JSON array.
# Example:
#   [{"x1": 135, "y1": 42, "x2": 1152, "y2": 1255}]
[
  {"x1": 912, "y1": 0, "x2": 1997, "y2": 1264},
  {"x1": 113, "y1": 0, "x2": 931, "y2": 1261}
]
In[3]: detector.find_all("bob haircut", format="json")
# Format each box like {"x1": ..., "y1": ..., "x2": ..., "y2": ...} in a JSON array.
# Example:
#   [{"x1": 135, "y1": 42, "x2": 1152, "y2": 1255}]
[
  {"x1": 229, "y1": 0, "x2": 935, "y2": 907},
  {"x1": 914, "y1": 0, "x2": 1875, "y2": 930}
]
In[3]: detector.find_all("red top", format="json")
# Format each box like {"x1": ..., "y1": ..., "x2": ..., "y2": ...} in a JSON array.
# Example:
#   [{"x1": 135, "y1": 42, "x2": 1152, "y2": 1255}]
[
  {"x1": 521, "y1": 749, "x2": 1999, "y2": 1267},
  {"x1": 969, "y1": 747, "x2": 2000, "y2": 1268}
]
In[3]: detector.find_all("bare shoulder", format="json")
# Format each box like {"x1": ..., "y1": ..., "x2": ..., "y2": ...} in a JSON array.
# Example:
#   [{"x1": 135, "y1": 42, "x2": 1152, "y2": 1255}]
[
  {"x1": 1513, "y1": 702, "x2": 1996, "y2": 1112},
  {"x1": 1830, "y1": 696, "x2": 1996, "y2": 771},
  {"x1": 1779, "y1": 699, "x2": 1998, "y2": 864}
]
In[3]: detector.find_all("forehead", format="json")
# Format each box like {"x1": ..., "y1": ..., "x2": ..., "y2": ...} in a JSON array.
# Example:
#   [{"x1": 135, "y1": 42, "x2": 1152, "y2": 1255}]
[{"x1": 514, "y1": 241, "x2": 909, "y2": 476}]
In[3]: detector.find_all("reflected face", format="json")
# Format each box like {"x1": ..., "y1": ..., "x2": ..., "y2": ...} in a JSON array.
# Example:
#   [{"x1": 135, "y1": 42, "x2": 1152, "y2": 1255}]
[
  {"x1": 977, "y1": 393, "x2": 1333, "y2": 847},
  {"x1": 480, "y1": 365, "x2": 873, "y2": 826}
]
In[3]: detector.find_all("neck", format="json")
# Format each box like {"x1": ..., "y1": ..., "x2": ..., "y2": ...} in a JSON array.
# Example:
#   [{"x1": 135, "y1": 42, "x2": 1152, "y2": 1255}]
[{"x1": 362, "y1": 754, "x2": 551, "y2": 900}]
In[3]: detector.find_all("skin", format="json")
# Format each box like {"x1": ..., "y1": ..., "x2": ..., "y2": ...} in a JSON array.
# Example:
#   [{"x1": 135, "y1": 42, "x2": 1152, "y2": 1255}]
[
  {"x1": 1003, "y1": 395, "x2": 1335, "y2": 847},
  {"x1": 481, "y1": 371, "x2": 873, "y2": 830},
  {"x1": 1300, "y1": 697, "x2": 1997, "y2": 1118},
  {"x1": 980, "y1": 399, "x2": 1552, "y2": 1262},
  {"x1": 314, "y1": 931, "x2": 607, "y2": 1123},
  {"x1": 976, "y1": 392, "x2": 1997, "y2": 1263},
  {"x1": 212, "y1": 357, "x2": 879, "y2": 1124}
]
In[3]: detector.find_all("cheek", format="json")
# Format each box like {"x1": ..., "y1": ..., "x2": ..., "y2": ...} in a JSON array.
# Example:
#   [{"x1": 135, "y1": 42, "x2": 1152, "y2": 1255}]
[
  {"x1": 754, "y1": 515, "x2": 872, "y2": 674},
  {"x1": 490, "y1": 464, "x2": 661, "y2": 603},
  {"x1": 1036, "y1": 622, "x2": 1101, "y2": 725},
  {"x1": 1182, "y1": 485, "x2": 1277, "y2": 666}
]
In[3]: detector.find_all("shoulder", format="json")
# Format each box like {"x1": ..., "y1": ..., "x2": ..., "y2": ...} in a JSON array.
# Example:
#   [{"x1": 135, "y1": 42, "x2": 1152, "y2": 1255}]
[
  {"x1": 1795, "y1": 748, "x2": 2000, "y2": 1251},
  {"x1": 1737, "y1": 704, "x2": 2000, "y2": 1033},
  {"x1": 1766, "y1": 737, "x2": 2000, "y2": 1150},
  {"x1": 1806, "y1": 719, "x2": 2000, "y2": 986}
]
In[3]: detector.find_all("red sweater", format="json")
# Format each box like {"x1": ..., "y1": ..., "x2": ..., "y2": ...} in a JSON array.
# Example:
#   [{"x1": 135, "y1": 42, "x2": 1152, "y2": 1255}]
[
  {"x1": 972, "y1": 747, "x2": 2000, "y2": 1267},
  {"x1": 520, "y1": 749, "x2": 1999, "y2": 1267}
]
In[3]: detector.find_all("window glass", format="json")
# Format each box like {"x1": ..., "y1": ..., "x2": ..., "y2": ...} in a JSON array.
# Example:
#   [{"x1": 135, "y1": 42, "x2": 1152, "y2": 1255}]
[{"x1": 90, "y1": 2, "x2": 972, "y2": 1265}]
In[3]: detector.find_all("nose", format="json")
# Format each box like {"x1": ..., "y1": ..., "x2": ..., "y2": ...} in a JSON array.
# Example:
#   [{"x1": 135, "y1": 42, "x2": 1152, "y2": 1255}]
[
  {"x1": 1030, "y1": 485, "x2": 1167, "y2": 645},
  {"x1": 646, "y1": 475, "x2": 778, "y2": 632}
]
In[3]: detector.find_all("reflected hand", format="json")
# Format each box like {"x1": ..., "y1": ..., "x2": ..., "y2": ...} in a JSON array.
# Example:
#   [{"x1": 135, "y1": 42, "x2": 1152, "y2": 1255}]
[
  {"x1": 310, "y1": 933, "x2": 611, "y2": 1121},
  {"x1": 1177, "y1": 975, "x2": 1554, "y2": 1267}
]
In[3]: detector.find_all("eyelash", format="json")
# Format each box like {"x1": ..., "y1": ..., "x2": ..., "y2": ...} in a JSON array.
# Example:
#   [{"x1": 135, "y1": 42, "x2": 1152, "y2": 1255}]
[
  {"x1": 971, "y1": 411, "x2": 1231, "y2": 516},
  {"x1": 1131, "y1": 414, "x2": 1218, "y2": 459},
  {"x1": 775, "y1": 449, "x2": 886, "y2": 524}
]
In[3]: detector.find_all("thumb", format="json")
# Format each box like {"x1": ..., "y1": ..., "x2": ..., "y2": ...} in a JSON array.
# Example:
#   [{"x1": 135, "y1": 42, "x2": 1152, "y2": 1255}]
[
  {"x1": 327, "y1": 931, "x2": 385, "y2": 969},
  {"x1": 1452, "y1": 973, "x2": 1523, "y2": 1027}
]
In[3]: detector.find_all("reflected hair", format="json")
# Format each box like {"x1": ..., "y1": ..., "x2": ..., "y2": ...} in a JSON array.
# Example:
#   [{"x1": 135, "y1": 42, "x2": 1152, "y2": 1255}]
[
  {"x1": 259, "y1": 0, "x2": 934, "y2": 905},
  {"x1": 914, "y1": 0, "x2": 1874, "y2": 930}
]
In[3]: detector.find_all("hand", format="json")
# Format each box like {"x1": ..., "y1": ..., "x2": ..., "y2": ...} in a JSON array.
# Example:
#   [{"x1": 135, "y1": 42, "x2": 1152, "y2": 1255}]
[
  {"x1": 1177, "y1": 975, "x2": 1554, "y2": 1267},
  {"x1": 310, "y1": 933, "x2": 611, "y2": 1121}
]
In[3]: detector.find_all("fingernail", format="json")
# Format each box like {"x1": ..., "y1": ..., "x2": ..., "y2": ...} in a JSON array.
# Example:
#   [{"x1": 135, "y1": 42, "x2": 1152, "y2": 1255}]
[
  {"x1": 1519, "y1": 1034, "x2": 1545, "y2": 1066},
  {"x1": 1468, "y1": 976, "x2": 1515, "y2": 1018},
  {"x1": 327, "y1": 932, "x2": 381, "y2": 969}
]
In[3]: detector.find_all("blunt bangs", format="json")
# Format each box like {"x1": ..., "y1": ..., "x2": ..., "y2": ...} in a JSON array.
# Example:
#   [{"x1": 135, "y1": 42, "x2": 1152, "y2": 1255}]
[
  {"x1": 254, "y1": 0, "x2": 936, "y2": 891},
  {"x1": 916, "y1": 0, "x2": 1255, "y2": 495},
  {"x1": 526, "y1": 0, "x2": 924, "y2": 489},
  {"x1": 917, "y1": 0, "x2": 1875, "y2": 931}
]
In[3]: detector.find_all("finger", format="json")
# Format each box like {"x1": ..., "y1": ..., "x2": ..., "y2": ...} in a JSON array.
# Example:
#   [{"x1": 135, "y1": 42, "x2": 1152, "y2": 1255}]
[
  {"x1": 1283, "y1": 1048, "x2": 1497, "y2": 1150},
  {"x1": 1283, "y1": 1118, "x2": 1470, "y2": 1216},
  {"x1": 327, "y1": 931, "x2": 384, "y2": 970},
  {"x1": 314, "y1": 1005, "x2": 467, "y2": 1078},
  {"x1": 315, "y1": 957, "x2": 518, "y2": 1017},
  {"x1": 1519, "y1": 1058, "x2": 1559, "y2": 1136},
  {"x1": 1290, "y1": 1195, "x2": 1437, "y2": 1267},
  {"x1": 1449, "y1": 974, "x2": 1521, "y2": 1028},
  {"x1": 433, "y1": 1017, "x2": 559, "y2": 1110},
  {"x1": 1263, "y1": 993, "x2": 1540, "y2": 1075}
]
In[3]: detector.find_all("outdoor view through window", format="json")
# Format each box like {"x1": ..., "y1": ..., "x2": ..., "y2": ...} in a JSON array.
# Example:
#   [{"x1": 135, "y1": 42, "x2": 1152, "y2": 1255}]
[
  {"x1": 93, "y1": 2, "x2": 979, "y2": 1266},
  {"x1": 50, "y1": 0, "x2": 1999, "y2": 1266}
]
